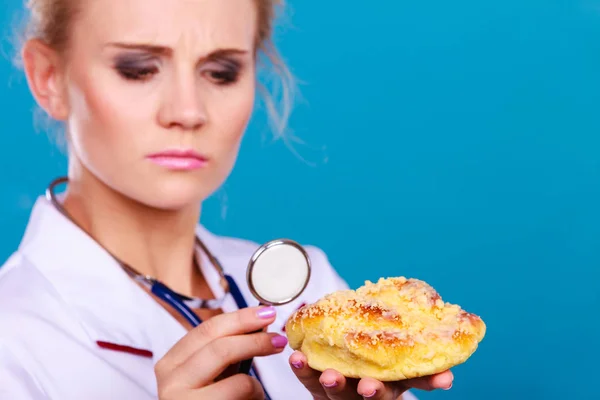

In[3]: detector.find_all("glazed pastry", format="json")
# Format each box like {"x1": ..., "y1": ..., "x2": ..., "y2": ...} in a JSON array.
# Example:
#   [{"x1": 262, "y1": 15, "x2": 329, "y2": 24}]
[{"x1": 285, "y1": 277, "x2": 486, "y2": 381}]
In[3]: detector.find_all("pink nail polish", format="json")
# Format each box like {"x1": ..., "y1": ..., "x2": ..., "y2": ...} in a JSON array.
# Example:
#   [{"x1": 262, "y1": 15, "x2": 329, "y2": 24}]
[
  {"x1": 363, "y1": 389, "x2": 377, "y2": 398},
  {"x1": 322, "y1": 381, "x2": 338, "y2": 388},
  {"x1": 257, "y1": 306, "x2": 276, "y2": 319},
  {"x1": 444, "y1": 383, "x2": 453, "y2": 390},
  {"x1": 271, "y1": 335, "x2": 288, "y2": 348},
  {"x1": 291, "y1": 361, "x2": 304, "y2": 369}
]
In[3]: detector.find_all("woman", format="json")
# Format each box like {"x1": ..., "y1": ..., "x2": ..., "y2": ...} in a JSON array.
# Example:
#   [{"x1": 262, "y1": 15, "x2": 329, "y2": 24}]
[{"x1": 0, "y1": 0, "x2": 454, "y2": 399}]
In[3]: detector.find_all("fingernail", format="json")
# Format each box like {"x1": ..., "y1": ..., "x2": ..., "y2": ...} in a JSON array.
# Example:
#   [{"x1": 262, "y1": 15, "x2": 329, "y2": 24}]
[
  {"x1": 271, "y1": 335, "x2": 288, "y2": 348},
  {"x1": 291, "y1": 360, "x2": 304, "y2": 369},
  {"x1": 257, "y1": 306, "x2": 276, "y2": 319},
  {"x1": 444, "y1": 383, "x2": 453, "y2": 390},
  {"x1": 363, "y1": 389, "x2": 377, "y2": 398},
  {"x1": 322, "y1": 381, "x2": 338, "y2": 388}
]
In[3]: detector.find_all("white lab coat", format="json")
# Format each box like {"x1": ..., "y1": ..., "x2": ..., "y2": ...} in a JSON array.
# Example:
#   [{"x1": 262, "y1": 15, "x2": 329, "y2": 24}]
[{"x1": 0, "y1": 195, "x2": 418, "y2": 400}]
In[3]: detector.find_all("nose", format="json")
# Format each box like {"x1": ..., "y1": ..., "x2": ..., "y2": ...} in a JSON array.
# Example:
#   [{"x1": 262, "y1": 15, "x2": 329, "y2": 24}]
[{"x1": 158, "y1": 70, "x2": 207, "y2": 131}]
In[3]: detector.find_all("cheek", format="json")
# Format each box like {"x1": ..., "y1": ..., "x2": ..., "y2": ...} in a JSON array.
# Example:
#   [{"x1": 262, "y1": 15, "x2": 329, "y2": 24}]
[
  {"x1": 64, "y1": 59, "x2": 256, "y2": 206},
  {"x1": 66, "y1": 70, "x2": 154, "y2": 171},
  {"x1": 209, "y1": 82, "x2": 255, "y2": 160}
]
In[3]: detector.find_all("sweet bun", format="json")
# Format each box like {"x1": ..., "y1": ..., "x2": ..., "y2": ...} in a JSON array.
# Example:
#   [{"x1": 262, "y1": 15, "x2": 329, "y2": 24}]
[{"x1": 285, "y1": 277, "x2": 486, "y2": 381}]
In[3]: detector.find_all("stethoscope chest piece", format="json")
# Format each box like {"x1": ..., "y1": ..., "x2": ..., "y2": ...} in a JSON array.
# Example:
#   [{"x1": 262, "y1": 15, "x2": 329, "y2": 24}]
[
  {"x1": 45, "y1": 176, "x2": 309, "y2": 400},
  {"x1": 238, "y1": 238, "x2": 311, "y2": 382},
  {"x1": 247, "y1": 239, "x2": 311, "y2": 306}
]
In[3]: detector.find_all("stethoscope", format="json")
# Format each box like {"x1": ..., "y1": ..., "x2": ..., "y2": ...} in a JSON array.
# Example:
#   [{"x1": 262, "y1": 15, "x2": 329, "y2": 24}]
[{"x1": 46, "y1": 177, "x2": 312, "y2": 400}]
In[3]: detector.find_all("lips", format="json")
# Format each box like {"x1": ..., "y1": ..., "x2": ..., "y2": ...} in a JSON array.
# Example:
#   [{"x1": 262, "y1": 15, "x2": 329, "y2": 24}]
[{"x1": 146, "y1": 149, "x2": 208, "y2": 170}]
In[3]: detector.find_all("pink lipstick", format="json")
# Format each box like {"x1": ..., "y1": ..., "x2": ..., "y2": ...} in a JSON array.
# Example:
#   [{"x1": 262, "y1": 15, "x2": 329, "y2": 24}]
[{"x1": 146, "y1": 149, "x2": 208, "y2": 170}]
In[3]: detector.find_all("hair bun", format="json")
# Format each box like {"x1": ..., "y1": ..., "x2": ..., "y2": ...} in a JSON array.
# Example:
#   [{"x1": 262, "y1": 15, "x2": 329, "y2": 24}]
[{"x1": 285, "y1": 277, "x2": 486, "y2": 381}]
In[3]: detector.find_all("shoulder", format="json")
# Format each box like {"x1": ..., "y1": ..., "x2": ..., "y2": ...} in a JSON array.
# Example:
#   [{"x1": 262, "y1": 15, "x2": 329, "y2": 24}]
[
  {"x1": 0, "y1": 251, "x2": 48, "y2": 297},
  {"x1": 0, "y1": 252, "x2": 46, "y2": 308},
  {"x1": 0, "y1": 340, "x2": 49, "y2": 399},
  {"x1": 0, "y1": 260, "x2": 67, "y2": 399},
  {"x1": 0, "y1": 252, "x2": 78, "y2": 341}
]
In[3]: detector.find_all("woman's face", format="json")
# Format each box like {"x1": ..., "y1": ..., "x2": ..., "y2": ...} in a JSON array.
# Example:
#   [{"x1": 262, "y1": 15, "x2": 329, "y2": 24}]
[{"x1": 60, "y1": 0, "x2": 257, "y2": 209}]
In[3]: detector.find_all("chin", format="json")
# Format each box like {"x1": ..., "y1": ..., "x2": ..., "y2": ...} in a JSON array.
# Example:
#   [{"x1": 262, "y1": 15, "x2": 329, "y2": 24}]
[{"x1": 133, "y1": 175, "x2": 219, "y2": 211}]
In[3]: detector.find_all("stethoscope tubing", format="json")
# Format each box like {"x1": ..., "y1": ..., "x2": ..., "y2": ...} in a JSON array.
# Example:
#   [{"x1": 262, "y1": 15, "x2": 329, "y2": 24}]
[
  {"x1": 151, "y1": 281, "x2": 203, "y2": 327},
  {"x1": 46, "y1": 176, "x2": 275, "y2": 398},
  {"x1": 153, "y1": 277, "x2": 271, "y2": 399},
  {"x1": 224, "y1": 275, "x2": 259, "y2": 375},
  {"x1": 151, "y1": 275, "x2": 270, "y2": 395}
]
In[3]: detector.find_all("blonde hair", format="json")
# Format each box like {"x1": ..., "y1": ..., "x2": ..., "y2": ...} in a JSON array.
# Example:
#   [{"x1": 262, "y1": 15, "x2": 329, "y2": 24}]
[{"x1": 21, "y1": 0, "x2": 295, "y2": 138}]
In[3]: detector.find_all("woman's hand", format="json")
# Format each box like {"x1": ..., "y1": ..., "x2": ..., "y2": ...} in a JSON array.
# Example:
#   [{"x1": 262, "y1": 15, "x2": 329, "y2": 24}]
[
  {"x1": 289, "y1": 351, "x2": 454, "y2": 400},
  {"x1": 155, "y1": 306, "x2": 286, "y2": 400}
]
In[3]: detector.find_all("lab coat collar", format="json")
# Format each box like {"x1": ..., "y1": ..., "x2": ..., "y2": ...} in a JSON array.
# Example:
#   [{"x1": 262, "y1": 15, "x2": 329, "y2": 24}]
[{"x1": 17, "y1": 195, "x2": 225, "y2": 360}]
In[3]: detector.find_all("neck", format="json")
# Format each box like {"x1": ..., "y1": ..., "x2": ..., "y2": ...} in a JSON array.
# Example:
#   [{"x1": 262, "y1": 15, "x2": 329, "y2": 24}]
[{"x1": 61, "y1": 167, "x2": 202, "y2": 296}]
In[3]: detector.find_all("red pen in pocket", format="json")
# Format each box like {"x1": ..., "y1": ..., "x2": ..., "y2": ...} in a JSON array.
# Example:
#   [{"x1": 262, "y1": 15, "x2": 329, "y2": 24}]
[{"x1": 96, "y1": 341, "x2": 153, "y2": 358}]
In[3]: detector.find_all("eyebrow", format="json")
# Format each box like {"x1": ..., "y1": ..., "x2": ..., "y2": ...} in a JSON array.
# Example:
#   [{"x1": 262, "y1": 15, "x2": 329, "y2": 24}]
[{"x1": 106, "y1": 43, "x2": 250, "y2": 60}]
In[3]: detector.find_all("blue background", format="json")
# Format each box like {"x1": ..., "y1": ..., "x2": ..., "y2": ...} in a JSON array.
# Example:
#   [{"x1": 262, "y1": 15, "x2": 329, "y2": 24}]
[{"x1": 1, "y1": 1, "x2": 600, "y2": 399}]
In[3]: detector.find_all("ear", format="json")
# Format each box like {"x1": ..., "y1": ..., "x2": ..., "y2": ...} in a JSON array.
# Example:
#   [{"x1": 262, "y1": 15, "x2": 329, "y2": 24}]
[{"x1": 21, "y1": 39, "x2": 70, "y2": 121}]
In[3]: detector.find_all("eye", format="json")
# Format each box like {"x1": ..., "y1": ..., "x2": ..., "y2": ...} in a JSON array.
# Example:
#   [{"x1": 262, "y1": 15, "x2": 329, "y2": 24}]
[
  {"x1": 114, "y1": 55, "x2": 159, "y2": 82},
  {"x1": 116, "y1": 65, "x2": 159, "y2": 81},
  {"x1": 204, "y1": 60, "x2": 242, "y2": 85}
]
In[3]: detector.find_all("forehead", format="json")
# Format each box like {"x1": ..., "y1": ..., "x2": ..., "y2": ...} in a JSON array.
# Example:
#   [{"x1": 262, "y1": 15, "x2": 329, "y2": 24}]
[{"x1": 76, "y1": 0, "x2": 258, "y2": 51}]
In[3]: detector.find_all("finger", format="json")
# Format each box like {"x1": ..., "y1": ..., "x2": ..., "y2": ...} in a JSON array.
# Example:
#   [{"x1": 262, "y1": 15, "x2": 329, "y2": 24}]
[
  {"x1": 403, "y1": 370, "x2": 454, "y2": 391},
  {"x1": 174, "y1": 331, "x2": 288, "y2": 388},
  {"x1": 215, "y1": 362, "x2": 241, "y2": 382},
  {"x1": 199, "y1": 373, "x2": 265, "y2": 400},
  {"x1": 289, "y1": 351, "x2": 328, "y2": 399},
  {"x1": 356, "y1": 378, "x2": 388, "y2": 399},
  {"x1": 157, "y1": 306, "x2": 277, "y2": 371},
  {"x1": 319, "y1": 369, "x2": 361, "y2": 400}
]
